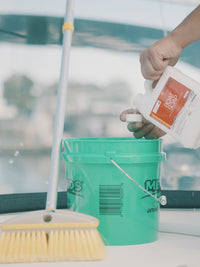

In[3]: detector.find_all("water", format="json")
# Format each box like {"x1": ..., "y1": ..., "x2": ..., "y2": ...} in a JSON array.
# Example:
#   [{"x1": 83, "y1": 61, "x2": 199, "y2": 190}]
[
  {"x1": 1, "y1": 144, "x2": 200, "y2": 194},
  {"x1": 0, "y1": 149, "x2": 66, "y2": 194},
  {"x1": 162, "y1": 143, "x2": 200, "y2": 190}
]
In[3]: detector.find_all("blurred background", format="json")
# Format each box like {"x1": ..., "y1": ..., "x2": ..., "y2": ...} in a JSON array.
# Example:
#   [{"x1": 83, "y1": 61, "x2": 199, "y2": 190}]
[{"x1": 0, "y1": 0, "x2": 200, "y2": 194}]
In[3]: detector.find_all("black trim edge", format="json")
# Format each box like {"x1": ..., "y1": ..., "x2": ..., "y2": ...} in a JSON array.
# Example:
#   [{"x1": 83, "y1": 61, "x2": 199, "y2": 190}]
[
  {"x1": 161, "y1": 190, "x2": 200, "y2": 209},
  {"x1": 0, "y1": 192, "x2": 67, "y2": 214},
  {"x1": 0, "y1": 190, "x2": 200, "y2": 214}
]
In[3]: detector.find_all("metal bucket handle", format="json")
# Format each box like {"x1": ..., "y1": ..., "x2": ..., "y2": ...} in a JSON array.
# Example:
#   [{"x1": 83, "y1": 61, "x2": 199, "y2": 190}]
[{"x1": 110, "y1": 159, "x2": 167, "y2": 206}]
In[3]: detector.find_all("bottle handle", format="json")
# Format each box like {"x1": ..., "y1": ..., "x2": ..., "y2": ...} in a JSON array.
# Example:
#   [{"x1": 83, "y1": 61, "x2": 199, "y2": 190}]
[
  {"x1": 125, "y1": 80, "x2": 155, "y2": 123},
  {"x1": 144, "y1": 79, "x2": 154, "y2": 94}
]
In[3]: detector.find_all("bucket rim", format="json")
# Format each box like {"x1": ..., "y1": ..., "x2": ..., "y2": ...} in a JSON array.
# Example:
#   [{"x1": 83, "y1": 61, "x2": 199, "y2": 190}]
[
  {"x1": 62, "y1": 152, "x2": 166, "y2": 163},
  {"x1": 63, "y1": 137, "x2": 162, "y2": 143}
]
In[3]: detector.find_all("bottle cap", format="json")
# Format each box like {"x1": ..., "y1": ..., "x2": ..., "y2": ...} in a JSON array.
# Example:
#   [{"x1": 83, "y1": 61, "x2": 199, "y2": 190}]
[{"x1": 126, "y1": 114, "x2": 142, "y2": 122}]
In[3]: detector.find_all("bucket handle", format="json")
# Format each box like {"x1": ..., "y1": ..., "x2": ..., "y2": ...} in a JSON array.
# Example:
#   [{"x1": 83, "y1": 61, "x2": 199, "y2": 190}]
[{"x1": 110, "y1": 159, "x2": 167, "y2": 206}]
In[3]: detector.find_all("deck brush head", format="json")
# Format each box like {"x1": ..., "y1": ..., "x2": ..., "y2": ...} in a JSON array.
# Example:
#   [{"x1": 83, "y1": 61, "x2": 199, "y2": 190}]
[{"x1": 0, "y1": 210, "x2": 106, "y2": 263}]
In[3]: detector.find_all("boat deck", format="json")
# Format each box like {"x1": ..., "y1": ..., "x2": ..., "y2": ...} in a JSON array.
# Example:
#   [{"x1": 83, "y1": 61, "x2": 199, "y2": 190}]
[{"x1": 0, "y1": 209, "x2": 199, "y2": 267}]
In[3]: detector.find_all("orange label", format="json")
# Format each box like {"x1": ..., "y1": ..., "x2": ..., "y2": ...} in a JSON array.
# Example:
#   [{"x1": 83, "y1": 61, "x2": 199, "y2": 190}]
[{"x1": 150, "y1": 77, "x2": 192, "y2": 129}]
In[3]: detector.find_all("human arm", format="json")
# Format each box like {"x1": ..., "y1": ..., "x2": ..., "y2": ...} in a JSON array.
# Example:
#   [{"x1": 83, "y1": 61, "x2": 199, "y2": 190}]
[
  {"x1": 122, "y1": 5, "x2": 200, "y2": 140},
  {"x1": 140, "y1": 4, "x2": 200, "y2": 81}
]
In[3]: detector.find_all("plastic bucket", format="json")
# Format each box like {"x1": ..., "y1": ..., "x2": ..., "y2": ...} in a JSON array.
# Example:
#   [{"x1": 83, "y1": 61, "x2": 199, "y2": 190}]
[{"x1": 63, "y1": 137, "x2": 165, "y2": 245}]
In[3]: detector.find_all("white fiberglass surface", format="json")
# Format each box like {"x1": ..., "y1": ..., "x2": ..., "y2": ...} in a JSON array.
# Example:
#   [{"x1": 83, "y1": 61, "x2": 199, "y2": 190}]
[{"x1": 0, "y1": 210, "x2": 200, "y2": 267}]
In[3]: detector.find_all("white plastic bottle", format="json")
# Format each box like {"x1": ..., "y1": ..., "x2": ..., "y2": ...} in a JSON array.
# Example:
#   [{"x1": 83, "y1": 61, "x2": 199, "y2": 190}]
[{"x1": 130, "y1": 66, "x2": 200, "y2": 149}]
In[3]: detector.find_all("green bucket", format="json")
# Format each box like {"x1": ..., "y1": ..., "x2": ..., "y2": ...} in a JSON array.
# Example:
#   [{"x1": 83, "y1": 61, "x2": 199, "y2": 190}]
[{"x1": 63, "y1": 137, "x2": 165, "y2": 246}]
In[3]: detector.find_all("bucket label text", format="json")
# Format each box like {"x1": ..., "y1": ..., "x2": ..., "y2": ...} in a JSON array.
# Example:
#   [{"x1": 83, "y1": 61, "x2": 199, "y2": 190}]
[
  {"x1": 142, "y1": 178, "x2": 161, "y2": 199},
  {"x1": 99, "y1": 184, "x2": 124, "y2": 216},
  {"x1": 67, "y1": 179, "x2": 84, "y2": 197}
]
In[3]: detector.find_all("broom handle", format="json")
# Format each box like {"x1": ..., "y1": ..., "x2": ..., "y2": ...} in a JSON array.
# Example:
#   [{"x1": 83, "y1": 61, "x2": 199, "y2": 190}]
[{"x1": 46, "y1": 0, "x2": 75, "y2": 211}]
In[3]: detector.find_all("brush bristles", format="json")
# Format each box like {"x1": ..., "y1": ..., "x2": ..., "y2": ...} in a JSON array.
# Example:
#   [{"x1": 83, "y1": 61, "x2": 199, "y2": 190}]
[{"x1": 0, "y1": 229, "x2": 106, "y2": 263}]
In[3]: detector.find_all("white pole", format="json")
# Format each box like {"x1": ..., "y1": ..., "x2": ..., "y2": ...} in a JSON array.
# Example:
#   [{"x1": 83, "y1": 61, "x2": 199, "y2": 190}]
[{"x1": 46, "y1": 0, "x2": 75, "y2": 210}]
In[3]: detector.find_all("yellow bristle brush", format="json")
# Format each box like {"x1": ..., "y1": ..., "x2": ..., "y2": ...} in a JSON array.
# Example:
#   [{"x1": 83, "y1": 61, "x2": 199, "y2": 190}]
[{"x1": 0, "y1": 0, "x2": 106, "y2": 263}]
